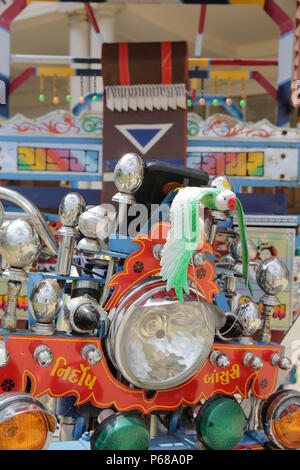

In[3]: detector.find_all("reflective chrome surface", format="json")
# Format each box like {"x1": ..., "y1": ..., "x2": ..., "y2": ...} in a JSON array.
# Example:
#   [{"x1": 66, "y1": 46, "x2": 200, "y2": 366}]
[
  {"x1": 113, "y1": 153, "x2": 144, "y2": 194},
  {"x1": 59, "y1": 192, "x2": 86, "y2": 227},
  {"x1": 2, "y1": 280, "x2": 22, "y2": 330},
  {"x1": 192, "y1": 252, "x2": 207, "y2": 267},
  {"x1": 64, "y1": 295, "x2": 107, "y2": 334},
  {"x1": 107, "y1": 278, "x2": 215, "y2": 390},
  {"x1": 29, "y1": 279, "x2": 62, "y2": 324},
  {"x1": 33, "y1": 345, "x2": 54, "y2": 367},
  {"x1": 0, "y1": 219, "x2": 42, "y2": 268},
  {"x1": 55, "y1": 226, "x2": 77, "y2": 276},
  {"x1": 81, "y1": 344, "x2": 102, "y2": 365},
  {"x1": 256, "y1": 257, "x2": 289, "y2": 295},
  {"x1": 0, "y1": 340, "x2": 9, "y2": 367},
  {"x1": 210, "y1": 350, "x2": 230, "y2": 369},
  {"x1": 235, "y1": 300, "x2": 262, "y2": 337},
  {"x1": 243, "y1": 352, "x2": 263, "y2": 370},
  {"x1": 230, "y1": 239, "x2": 257, "y2": 262},
  {"x1": 0, "y1": 186, "x2": 58, "y2": 255},
  {"x1": 270, "y1": 353, "x2": 292, "y2": 371},
  {"x1": 79, "y1": 205, "x2": 112, "y2": 240}
]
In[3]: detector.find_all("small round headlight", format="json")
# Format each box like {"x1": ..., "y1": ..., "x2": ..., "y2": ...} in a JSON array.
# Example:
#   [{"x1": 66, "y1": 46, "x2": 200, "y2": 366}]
[
  {"x1": 113, "y1": 153, "x2": 144, "y2": 194},
  {"x1": 261, "y1": 389, "x2": 300, "y2": 450},
  {"x1": 107, "y1": 279, "x2": 215, "y2": 390},
  {"x1": 0, "y1": 392, "x2": 56, "y2": 450}
]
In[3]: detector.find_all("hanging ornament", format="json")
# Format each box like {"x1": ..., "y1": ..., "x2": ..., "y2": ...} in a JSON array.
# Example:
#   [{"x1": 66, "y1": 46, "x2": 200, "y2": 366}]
[
  {"x1": 226, "y1": 78, "x2": 232, "y2": 106},
  {"x1": 240, "y1": 78, "x2": 246, "y2": 108},
  {"x1": 39, "y1": 75, "x2": 45, "y2": 102},
  {"x1": 52, "y1": 75, "x2": 59, "y2": 105},
  {"x1": 213, "y1": 77, "x2": 219, "y2": 106},
  {"x1": 92, "y1": 73, "x2": 98, "y2": 102},
  {"x1": 191, "y1": 78, "x2": 197, "y2": 104},
  {"x1": 79, "y1": 75, "x2": 85, "y2": 104},
  {"x1": 66, "y1": 75, "x2": 71, "y2": 103},
  {"x1": 199, "y1": 78, "x2": 206, "y2": 106}
]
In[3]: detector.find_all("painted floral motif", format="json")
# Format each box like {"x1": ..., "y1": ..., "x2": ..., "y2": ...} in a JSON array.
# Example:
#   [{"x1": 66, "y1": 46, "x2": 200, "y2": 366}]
[{"x1": 1, "y1": 378, "x2": 15, "y2": 392}]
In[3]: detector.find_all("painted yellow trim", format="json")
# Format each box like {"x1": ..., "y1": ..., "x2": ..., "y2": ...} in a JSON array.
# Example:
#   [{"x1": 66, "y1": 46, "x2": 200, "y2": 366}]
[
  {"x1": 230, "y1": 0, "x2": 265, "y2": 7},
  {"x1": 189, "y1": 58, "x2": 210, "y2": 67},
  {"x1": 37, "y1": 67, "x2": 75, "y2": 77},
  {"x1": 210, "y1": 70, "x2": 250, "y2": 80}
]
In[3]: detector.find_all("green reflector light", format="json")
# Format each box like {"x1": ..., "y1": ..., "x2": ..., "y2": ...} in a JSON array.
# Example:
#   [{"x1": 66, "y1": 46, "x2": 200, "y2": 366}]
[
  {"x1": 196, "y1": 395, "x2": 247, "y2": 450},
  {"x1": 91, "y1": 412, "x2": 150, "y2": 451}
]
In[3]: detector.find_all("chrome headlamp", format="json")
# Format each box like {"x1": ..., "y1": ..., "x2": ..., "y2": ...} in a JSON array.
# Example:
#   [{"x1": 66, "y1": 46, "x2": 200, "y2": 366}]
[
  {"x1": 0, "y1": 392, "x2": 56, "y2": 450},
  {"x1": 64, "y1": 295, "x2": 107, "y2": 335},
  {"x1": 113, "y1": 153, "x2": 144, "y2": 194},
  {"x1": 107, "y1": 279, "x2": 215, "y2": 390},
  {"x1": 260, "y1": 389, "x2": 300, "y2": 450}
]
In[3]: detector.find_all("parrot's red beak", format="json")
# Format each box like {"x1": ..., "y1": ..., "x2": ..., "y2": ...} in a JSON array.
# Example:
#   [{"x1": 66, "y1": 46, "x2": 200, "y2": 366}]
[{"x1": 227, "y1": 197, "x2": 237, "y2": 211}]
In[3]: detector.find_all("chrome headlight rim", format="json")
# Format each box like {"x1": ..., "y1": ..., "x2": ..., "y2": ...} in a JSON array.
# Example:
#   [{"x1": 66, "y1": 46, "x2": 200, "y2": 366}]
[
  {"x1": 0, "y1": 392, "x2": 56, "y2": 430},
  {"x1": 0, "y1": 392, "x2": 57, "y2": 450},
  {"x1": 261, "y1": 389, "x2": 300, "y2": 450},
  {"x1": 107, "y1": 278, "x2": 215, "y2": 390}
]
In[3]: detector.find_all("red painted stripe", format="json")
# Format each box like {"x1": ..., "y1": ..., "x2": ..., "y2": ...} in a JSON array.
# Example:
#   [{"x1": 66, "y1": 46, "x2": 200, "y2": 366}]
[
  {"x1": 198, "y1": 5, "x2": 207, "y2": 34},
  {"x1": 161, "y1": 42, "x2": 172, "y2": 84},
  {"x1": 210, "y1": 58, "x2": 278, "y2": 67},
  {"x1": 252, "y1": 71, "x2": 277, "y2": 99},
  {"x1": 10, "y1": 67, "x2": 36, "y2": 94},
  {"x1": 264, "y1": 0, "x2": 294, "y2": 36},
  {"x1": 84, "y1": 3, "x2": 100, "y2": 34},
  {"x1": 119, "y1": 43, "x2": 130, "y2": 86},
  {"x1": 0, "y1": 0, "x2": 27, "y2": 31}
]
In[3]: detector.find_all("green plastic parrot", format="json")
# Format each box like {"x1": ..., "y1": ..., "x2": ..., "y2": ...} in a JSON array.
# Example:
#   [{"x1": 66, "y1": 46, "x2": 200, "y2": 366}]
[{"x1": 159, "y1": 186, "x2": 253, "y2": 303}]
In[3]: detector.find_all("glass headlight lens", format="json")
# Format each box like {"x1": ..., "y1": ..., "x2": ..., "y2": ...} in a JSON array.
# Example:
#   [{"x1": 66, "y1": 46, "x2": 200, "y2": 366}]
[
  {"x1": 107, "y1": 279, "x2": 215, "y2": 390},
  {"x1": 261, "y1": 389, "x2": 300, "y2": 449},
  {"x1": 91, "y1": 412, "x2": 150, "y2": 451},
  {"x1": 0, "y1": 392, "x2": 56, "y2": 450},
  {"x1": 196, "y1": 395, "x2": 247, "y2": 450}
]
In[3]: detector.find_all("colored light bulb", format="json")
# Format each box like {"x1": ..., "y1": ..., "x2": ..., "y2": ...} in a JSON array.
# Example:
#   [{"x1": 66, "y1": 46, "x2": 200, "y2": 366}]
[
  {"x1": 79, "y1": 96, "x2": 85, "y2": 104},
  {"x1": 91, "y1": 413, "x2": 150, "y2": 451},
  {"x1": 196, "y1": 397, "x2": 247, "y2": 450},
  {"x1": 66, "y1": 94, "x2": 71, "y2": 103},
  {"x1": 226, "y1": 97, "x2": 232, "y2": 106},
  {"x1": 199, "y1": 97, "x2": 206, "y2": 106},
  {"x1": 187, "y1": 99, "x2": 192, "y2": 107},
  {"x1": 240, "y1": 99, "x2": 246, "y2": 108},
  {"x1": 92, "y1": 94, "x2": 98, "y2": 102},
  {"x1": 39, "y1": 93, "x2": 45, "y2": 102},
  {"x1": 53, "y1": 96, "x2": 59, "y2": 105},
  {"x1": 213, "y1": 98, "x2": 219, "y2": 106}
]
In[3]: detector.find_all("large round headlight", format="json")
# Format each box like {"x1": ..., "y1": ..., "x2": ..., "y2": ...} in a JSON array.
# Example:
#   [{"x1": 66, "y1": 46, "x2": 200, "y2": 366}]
[
  {"x1": 260, "y1": 389, "x2": 300, "y2": 450},
  {"x1": 107, "y1": 279, "x2": 215, "y2": 390},
  {"x1": 0, "y1": 392, "x2": 56, "y2": 450}
]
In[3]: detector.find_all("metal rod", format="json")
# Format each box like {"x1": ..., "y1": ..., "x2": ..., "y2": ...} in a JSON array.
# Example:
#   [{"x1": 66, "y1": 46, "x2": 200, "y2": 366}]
[
  {"x1": 0, "y1": 187, "x2": 58, "y2": 255},
  {"x1": 11, "y1": 54, "x2": 100, "y2": 64},
  {"x1": 11, "y1": 55, "x2": 278, "y2": 67}
]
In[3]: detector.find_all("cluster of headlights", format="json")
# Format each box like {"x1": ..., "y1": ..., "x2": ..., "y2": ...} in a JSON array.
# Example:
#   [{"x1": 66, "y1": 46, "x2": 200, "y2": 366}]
[{"x1": 0, "y1": 387, "x2": 299, "y2": 451}]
